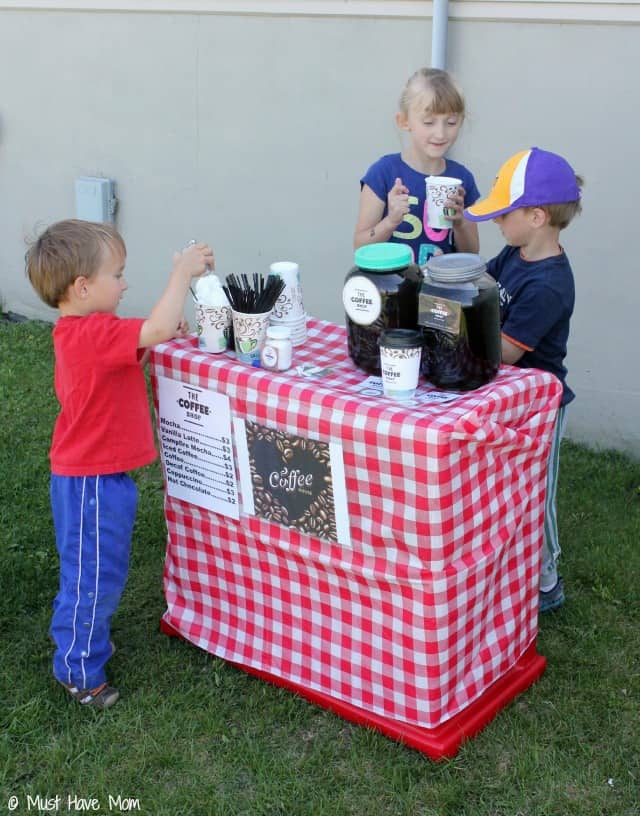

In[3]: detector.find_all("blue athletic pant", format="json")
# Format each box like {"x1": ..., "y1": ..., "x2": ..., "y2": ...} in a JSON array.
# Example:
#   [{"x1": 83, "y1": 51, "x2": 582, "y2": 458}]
[
  {"x1": 541, "y1": 405, "x2": 567, "y2": 585},
  {"x1": 50, "y1": 473, "x2": 137, "y2": 690}
]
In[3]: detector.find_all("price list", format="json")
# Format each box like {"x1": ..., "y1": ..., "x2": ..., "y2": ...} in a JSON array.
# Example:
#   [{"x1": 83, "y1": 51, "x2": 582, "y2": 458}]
[{"x1": 156, "y1": 375, "x2": 240, "y2": 519}]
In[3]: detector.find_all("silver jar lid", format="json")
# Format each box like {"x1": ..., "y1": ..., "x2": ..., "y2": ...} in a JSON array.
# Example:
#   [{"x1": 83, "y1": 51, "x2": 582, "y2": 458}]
[{"x1": 424, "y1": 253, "x2": 487, "y2": 283}]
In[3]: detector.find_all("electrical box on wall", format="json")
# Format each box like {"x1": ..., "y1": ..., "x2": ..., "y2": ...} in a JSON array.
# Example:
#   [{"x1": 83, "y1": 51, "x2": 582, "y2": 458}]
[{"x1": 75, "y1": 176, "x2": 118, "y2": 223}]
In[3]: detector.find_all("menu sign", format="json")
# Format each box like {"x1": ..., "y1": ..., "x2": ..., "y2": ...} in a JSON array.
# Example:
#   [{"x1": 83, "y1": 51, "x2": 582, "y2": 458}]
[
  {"x1": 156, "y1": 375, "x2": 239, "y2": 519},
  {"x1": 234, "y1": 420, "x2": 351, "y2": 547}
]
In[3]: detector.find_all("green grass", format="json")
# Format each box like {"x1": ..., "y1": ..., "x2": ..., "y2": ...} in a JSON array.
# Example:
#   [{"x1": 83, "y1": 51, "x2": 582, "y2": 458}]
[{"x1": 1, "y1": 319, "x2": 639, "y2": 816}]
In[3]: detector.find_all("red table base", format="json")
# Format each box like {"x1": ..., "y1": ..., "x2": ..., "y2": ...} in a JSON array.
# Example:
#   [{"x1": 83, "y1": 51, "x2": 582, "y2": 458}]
[{"x1": 160, "y1": 617, "x2": 545, "y2": 759}]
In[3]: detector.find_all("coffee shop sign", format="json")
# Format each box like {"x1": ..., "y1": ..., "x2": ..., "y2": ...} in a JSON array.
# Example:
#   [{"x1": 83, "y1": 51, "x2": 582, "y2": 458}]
[
  {"x1": 269, "y1": 467, "x2": 313, "y2": 493},
  {"x1": 177, "y1": 396, "x2": 210, "y2": 418}
]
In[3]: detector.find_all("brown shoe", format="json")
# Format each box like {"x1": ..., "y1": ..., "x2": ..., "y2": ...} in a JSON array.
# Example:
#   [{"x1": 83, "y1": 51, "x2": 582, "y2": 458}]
[{"x1": 61, "y1": 681, "x2": 119, "y2": 709}]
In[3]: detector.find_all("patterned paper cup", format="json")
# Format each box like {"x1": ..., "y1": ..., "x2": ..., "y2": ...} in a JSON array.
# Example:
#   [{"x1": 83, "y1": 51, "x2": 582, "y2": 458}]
[
  {"x1": 232, "y1": 309, "x2": 272, "y2": 363},
  {"x1": 269, "y1": 312, "x2": 307, "y2": 347},
  {"x1": 379, "y1": 329, "x2": 423, "y2": 401},
  {"x1": 195, "y1": 303, "x2": 232, "y2": 353},
  {"x1": 270, "y1": 283, "x2": 305, "y2": 321},
  {"x1": 425, "y1": 176, "x2": 462, "y2": 229},
  {"x1": 268, "y1": 261, "x2": 306, "y2": 322},
  {"x1": 269, "y1": 261, "x2": 299, "y2": 286}
]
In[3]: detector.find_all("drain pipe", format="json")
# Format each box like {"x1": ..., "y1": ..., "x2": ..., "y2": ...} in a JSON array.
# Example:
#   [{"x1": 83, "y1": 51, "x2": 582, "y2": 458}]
[{"x1": 431, "y1": 0, "x2": 449, "y2": 69}]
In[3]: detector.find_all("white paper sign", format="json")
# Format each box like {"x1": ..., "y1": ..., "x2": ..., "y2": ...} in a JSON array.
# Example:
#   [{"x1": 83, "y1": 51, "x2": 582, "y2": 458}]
[
  {"x1": 351, "y1": 376, "x2": 463, "y2": 404},
  {"x1": 156, "y1": 375, "x2": 239, "y2": 519}
]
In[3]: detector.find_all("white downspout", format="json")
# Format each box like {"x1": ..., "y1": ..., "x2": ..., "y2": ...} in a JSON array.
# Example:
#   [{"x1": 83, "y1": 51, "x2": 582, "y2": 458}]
[{"x1": 431, "y1": 0, "x2": 449, "y2": 69}]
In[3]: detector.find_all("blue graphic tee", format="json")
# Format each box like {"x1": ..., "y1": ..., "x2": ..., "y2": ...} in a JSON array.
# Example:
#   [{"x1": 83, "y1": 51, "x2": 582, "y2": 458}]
[{"x1": 361, "y1": 153, "x2": 480, "y2": 265}]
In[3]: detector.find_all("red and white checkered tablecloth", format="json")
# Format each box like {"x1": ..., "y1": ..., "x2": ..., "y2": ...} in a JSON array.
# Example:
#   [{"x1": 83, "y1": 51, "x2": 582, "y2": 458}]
[{"x1": 151, "y1": 317, "x2": 562, "y2": 728}]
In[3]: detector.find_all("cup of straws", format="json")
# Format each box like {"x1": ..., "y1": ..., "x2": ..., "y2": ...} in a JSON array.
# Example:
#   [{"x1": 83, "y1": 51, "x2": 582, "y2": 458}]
[{"x1": 223, "y1": 273, "x2": 286, "y2": 364}]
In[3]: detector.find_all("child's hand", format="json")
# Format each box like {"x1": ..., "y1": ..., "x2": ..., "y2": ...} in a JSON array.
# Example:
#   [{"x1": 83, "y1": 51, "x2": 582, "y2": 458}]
[
  {"x1": 173, "y1": 242, "x2": 215, "y2": 279},
  {"x1": 387, "y1": 177, "x2": 410, "y2": 226},
  {"x1": 173, "y1": 317, "x2": 190, "y2": 338},
  {"x1": 444, "y1": 185, "x2": 467, "y2": 224}
]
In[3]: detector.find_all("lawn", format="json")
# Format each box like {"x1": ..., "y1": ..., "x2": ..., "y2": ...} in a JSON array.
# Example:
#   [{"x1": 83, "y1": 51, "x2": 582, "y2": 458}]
[{"x1": 1, "y1": 319, "x2": 638, "y2": 816}]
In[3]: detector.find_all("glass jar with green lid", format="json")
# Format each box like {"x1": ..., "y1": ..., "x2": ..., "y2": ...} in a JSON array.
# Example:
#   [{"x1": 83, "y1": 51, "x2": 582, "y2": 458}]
[{"x1": 342, "y1": 243, "x2": 422, "y2": 375}]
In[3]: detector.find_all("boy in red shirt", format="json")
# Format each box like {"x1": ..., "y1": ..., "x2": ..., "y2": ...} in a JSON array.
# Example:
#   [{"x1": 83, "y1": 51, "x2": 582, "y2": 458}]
[{"x1": 26, "y1": 220, "x2": 213, "y2": 707}]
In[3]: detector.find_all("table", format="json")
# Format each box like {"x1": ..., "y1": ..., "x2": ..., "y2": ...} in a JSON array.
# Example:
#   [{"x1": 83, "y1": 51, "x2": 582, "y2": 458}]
[{"x1": 150, "y1": 318, "x2": 562, "y2": 758}]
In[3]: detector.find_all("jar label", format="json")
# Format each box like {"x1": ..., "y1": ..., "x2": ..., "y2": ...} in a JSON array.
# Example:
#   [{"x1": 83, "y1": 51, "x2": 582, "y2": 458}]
[
  {"x1": 261, "y1": 344, "x2": 279, "y2": 369},
  {"x1": 418, "y1": 293, "x2": 461, "y2": 335},
  {"x1": 342, "y1": 276, "x2": 382, "y2": 326}
]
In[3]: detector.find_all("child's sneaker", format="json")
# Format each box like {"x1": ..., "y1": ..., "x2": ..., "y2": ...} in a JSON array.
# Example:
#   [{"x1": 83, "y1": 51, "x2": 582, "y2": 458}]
[
  {"x1": 60, "y1": 681, "x2": 120, "y2": 709},
  {"x1": 539, "y1": 577, "x2": 565, "y2": 613}
]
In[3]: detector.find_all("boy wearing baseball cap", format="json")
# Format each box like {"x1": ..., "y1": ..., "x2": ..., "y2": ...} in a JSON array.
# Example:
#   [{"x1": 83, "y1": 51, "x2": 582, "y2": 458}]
[{"x1": 465, "y1": 147, "x2": 583, "y2": 613}]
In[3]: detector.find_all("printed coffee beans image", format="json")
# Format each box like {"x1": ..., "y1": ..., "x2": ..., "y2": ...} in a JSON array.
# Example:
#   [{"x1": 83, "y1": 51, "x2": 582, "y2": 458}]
[{"x1": 246, "y1": 421, "x2": 338, "y2": 542}]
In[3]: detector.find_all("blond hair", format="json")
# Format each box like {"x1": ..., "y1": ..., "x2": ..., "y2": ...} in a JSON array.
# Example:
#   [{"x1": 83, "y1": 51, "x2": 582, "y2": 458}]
[
  {"x1": 538, "y1": 175, "x2": 584, "y2": 230},
  {"x1": 399, "y1": 68, "x2": 466, "y2": 118},
  {"x1": 25, "y1": 219, "x2": 126, "y2": 308}
]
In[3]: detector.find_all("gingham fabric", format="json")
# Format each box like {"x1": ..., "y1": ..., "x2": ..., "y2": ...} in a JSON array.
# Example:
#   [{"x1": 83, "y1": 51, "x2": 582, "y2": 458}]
[{"x1": 151, "y1": 318, "x2": 562, "y2": 728}]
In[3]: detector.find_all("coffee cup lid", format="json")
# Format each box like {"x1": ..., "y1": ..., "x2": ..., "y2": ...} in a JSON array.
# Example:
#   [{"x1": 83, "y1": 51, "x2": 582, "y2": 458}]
[{"x1": 379, "y1": 328, "x2": 423, "y2": 349}]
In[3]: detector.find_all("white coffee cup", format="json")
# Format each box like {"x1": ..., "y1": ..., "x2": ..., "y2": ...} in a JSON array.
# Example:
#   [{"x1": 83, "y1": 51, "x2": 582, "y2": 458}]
[
  {"x1": 193, "y1": 273, "x2": 232, "y2": 353},
  {"x1": 268, "y1": 261, "x2": 306, "y2": 323},
  {"x1": 269, "y1": 261, "x2": 299, "y2": 287},
  {"x1": 425, "y1": 176, "x2": 462, "y2": 229},
  {"x1": 195, "y1": 303, "x2": 232, "y2": 353},
  {"x1": 232, "y1": 309, "x2": 272, "y2": 364},
  {"x1": 379, "y1": 329, "x2": 423, "y2": 402}
]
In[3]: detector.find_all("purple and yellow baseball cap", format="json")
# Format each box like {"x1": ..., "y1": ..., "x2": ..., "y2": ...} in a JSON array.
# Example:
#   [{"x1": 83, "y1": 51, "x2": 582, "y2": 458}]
[{"x1": 464, "y1": 147, "x2": 581, "y2": 221}]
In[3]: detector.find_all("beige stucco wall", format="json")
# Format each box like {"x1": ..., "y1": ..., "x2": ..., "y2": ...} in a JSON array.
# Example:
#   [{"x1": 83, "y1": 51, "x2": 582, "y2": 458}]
[{"x1": 0, "y1": 7, "x2": 638, "y2": 456}]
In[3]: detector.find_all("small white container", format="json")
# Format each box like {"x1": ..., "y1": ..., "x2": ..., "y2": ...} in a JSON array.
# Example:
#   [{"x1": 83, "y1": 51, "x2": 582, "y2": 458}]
[{"x1": 260, "y1": 325, "x2": 292, "y2": 371}]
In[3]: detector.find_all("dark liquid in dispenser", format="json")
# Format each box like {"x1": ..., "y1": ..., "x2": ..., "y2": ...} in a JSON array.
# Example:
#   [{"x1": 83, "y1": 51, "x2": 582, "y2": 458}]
[
  {"x1": 346, "y1": 276, "x2": 420, "y2": 375},
  {"x1": 418, "y1": 253, "x2": 501, "y2": 391},
  {"x1": 420, "y1": 286, "x2": 501, "y2": 390},
  {"x1": 344, "y1": 243, "x2": 422, "y2": 377}
]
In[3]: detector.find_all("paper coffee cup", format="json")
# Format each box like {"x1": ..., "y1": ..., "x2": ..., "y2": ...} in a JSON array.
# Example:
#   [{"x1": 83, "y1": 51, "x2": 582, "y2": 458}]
[
  {"x1": 269, "y1": 261, "x2": 306, "y2": 324},
  {"x1": 232, "y1": 309, "x2": 272, "y2": 363},
  {"x1": 269, "y1": 261, "x2": 299, "y2": 287},
  {"x1": 195, "y1": 303, "x2": 232, "y2": 353},
  {"x1": 379, "y1": 329, "x2": 423, "y2": 401},
  {"x1": 425, "y1": 176, "x2": 461, "y2": 229}
]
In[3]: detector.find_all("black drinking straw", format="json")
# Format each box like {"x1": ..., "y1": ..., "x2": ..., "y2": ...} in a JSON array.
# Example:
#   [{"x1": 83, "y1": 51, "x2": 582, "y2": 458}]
[{"x1": 224, "y1": 273, "x2": 286, "y2": 314}]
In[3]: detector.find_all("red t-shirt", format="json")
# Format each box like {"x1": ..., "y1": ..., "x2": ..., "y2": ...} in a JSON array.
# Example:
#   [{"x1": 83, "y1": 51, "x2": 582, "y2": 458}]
[{"x1": 50, "y1": 313, "x2": 157, "y2": 476}]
